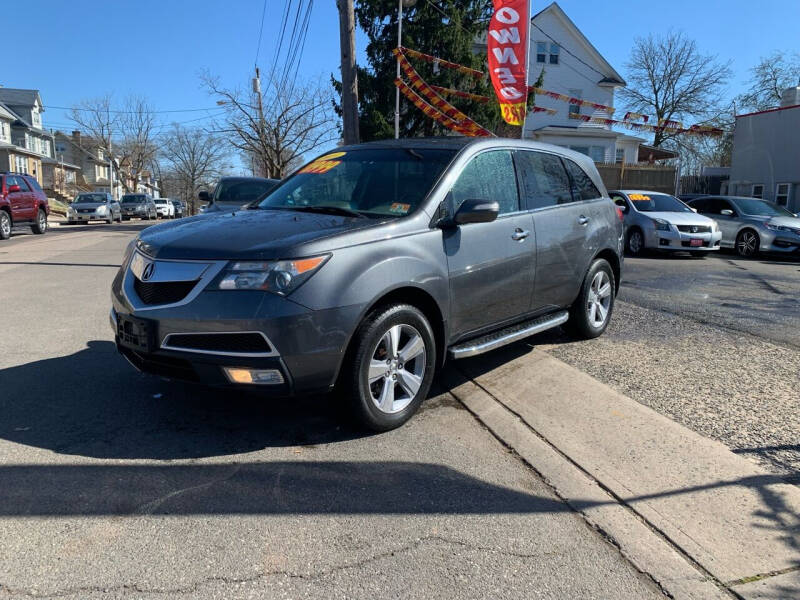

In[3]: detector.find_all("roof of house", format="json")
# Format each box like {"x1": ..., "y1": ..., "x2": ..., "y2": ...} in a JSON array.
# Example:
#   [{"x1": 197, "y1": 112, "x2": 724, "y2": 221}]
[
  {"x1": 0, "y1": 104, "x2": 16, "y2": 121},
  {"x1": 735, "y1": 103, "x2": 800, "y2": 119},
  {"x1": 532, "y1": 2, "x2": 626, "y2": 87},
  {"x1": 0, "y1": 88, "x2": 44, "y2": 130}
]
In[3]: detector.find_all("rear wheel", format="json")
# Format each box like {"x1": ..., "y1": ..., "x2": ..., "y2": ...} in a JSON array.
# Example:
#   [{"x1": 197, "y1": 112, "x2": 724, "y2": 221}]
[
  {"x1": 345, "y1": 304, "x2": 436, "y2": 432},
  {"x1": 736, "y1": 229, "x2": 760, "y2": 258},
  {"x1": 32, "y1": 209, "x2": 47, "y2": 234},
  {"x1": 565, "y1": 258, "x2": 615, "y2": 340},
  {"x1": 0, "y1": 211, "x2": 10, "y2": 239}
]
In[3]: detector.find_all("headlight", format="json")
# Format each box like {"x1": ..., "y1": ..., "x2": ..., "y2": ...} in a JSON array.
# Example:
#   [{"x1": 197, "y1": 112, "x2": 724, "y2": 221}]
[
  {"x1": 121, "y1": 239, "x2": 136, "y2": 268},
  {"x1": 765, "y1": 222, "x2": 800, "y2": 235},
  {"x1": 97, "y1": 205, "x2": 107, "y2": 213},
  {"x1": 653, "y1": 218, "x2": 671, "y2": 231},
  {"x1": 214, "y1": 255, "x2": 329, "y2": 295}
]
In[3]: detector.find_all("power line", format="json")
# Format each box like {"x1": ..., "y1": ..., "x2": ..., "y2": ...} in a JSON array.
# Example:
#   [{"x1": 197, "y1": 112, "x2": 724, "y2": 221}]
[
  {"x1": 254, "y1": 0, "x2": 268, "y2": 67},
  {"x1": 47, "y1": 105, "x2": 222, "y2": 114},
  {"x1": 531, "y1": 23, "x2": 609, "y2": 81}
]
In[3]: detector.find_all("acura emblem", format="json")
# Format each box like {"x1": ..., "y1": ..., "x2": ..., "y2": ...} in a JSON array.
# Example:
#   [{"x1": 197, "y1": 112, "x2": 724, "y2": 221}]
[
  {"x1": 141, "y1": 262, "x2": 156, "y2": 281},
  {"x1": 690, "y1": 226, "x2": 698, "y2": 233}
]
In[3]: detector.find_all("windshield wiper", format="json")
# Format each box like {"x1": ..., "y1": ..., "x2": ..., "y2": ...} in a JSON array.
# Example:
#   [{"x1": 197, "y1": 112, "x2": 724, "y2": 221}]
[{"x1": 285, "y1": 205, "x2": 368, "y2": 218}]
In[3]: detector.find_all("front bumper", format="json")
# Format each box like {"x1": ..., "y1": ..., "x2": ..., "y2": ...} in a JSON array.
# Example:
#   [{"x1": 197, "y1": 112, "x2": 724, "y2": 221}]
[
  {"x1": 69, "y1": 210, "x2": 110, "y2": 221},
  {"x1": 643, "y1": 227, "x2": 722, "y2": 251},
  {"x1": 760, "y1": 229, "x2": 800, "y2": 254},
  {"x1": 110, "y1": 264, "x2": 361, "y2": 395}
]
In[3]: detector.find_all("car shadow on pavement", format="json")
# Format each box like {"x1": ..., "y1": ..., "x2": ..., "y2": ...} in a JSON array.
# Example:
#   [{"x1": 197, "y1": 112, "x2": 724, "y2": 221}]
[{"x1": 0, "y1": 340, "x2": 367, "y2": 460}]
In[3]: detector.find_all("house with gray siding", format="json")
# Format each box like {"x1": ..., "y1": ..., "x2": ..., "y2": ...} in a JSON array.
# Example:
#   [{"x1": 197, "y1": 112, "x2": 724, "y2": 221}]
[{"x1": 729, "y1": 88, "x2": 800, "y2": 212}]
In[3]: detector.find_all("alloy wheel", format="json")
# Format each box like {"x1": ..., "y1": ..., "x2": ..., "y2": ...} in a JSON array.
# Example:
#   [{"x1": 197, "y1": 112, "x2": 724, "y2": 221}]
[
  {"x1": 736, "y1": 231, "x2": 758, "y2": 257},
  {"x1": 367, "y1": 324, "x2": 427, "y2": 414},
  {"x1": 0, "y1": 212, "x2": 10, "y2": 237},
  {"x1": 38, "y1": 212, "x2": 47, "y2": 232},
  {"x1": 628, "y1": 230, "x2": 643, "y2": 254},
  {"x1": 586, "y1": 270, "x2": 612, "y2": 328}
]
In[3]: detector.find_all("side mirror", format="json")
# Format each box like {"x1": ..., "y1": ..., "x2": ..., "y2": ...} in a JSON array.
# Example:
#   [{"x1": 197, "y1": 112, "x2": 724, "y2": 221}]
[
  {"x1": 8, "y1": 184, "x2": 21, "y2": 193},
  {"x1": 453, "y1": 198, "x2": 500, "y2": 225},
  {"x1": 198, "y1": 190, "x2": 210, "y2": 202},
  {"x1": 720, "y1": 209, "x2": 734, "y2": 216}
]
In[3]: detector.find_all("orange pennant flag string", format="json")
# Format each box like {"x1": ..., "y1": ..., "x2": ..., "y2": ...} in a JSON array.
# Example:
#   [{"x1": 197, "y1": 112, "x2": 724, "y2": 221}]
[
  {"x1": 394, "y1": 78, "x2": 492, "y2": 137},
  {"x1": 397, "y1": 46, "x2": 485, "y2": 79}
]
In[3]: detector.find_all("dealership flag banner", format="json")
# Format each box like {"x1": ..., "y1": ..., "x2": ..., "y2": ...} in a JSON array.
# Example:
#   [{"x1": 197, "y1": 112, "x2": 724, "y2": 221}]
[{"x1": 488, "y1": 0, "x2": 529, "y2": 125}]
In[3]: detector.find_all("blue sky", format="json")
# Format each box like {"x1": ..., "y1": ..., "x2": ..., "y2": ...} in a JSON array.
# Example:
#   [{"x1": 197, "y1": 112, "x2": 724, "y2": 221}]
[{"x1": 4, "y1": 0, "x2": 799, "y2": 143}]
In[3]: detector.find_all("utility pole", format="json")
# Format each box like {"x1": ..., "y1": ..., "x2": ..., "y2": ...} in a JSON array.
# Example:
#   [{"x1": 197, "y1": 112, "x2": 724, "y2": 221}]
[
  {"x1": 394, "y1": 0, "x2": 416, "y2": 139},
  {"x1": 253, "y1": 66, "x2": 266, "y2": 176},
  {"x1": 337, "y1": 0, "x2": 360, "y2": 145}
]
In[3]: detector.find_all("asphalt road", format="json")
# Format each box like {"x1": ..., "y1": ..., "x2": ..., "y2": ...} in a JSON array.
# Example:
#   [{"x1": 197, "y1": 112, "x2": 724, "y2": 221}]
[
  {"x1": 0, "y1": 223, "x2": 660, "y2": 599},
  {"x1": 537, "y1": 249, "x2": 800, "y2": 483}
]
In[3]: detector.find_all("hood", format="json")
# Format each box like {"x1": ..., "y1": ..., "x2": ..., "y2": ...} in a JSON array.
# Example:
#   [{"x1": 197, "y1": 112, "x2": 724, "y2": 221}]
[
  {"x1": 138, "y1": 208, "x2": 380, "y2": 260},
  {"x1": 72, "y1": 202, "x2": 104, "y2": 207},
  {"x1": 638, "y1": 211, "x2": 716, "y2": 226}
]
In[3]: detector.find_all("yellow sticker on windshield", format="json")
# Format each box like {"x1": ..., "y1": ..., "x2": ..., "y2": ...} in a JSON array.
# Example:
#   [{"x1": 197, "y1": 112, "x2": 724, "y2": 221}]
[
  {"x1": 390, "y1": 202, "x2": 411, "y2": 214},
  {"x1": 629, "y1": 194, "x2": 651, "y2": 201},
  {"x1": 299, "y1": 152, "x2": 347, "y2": 174}
]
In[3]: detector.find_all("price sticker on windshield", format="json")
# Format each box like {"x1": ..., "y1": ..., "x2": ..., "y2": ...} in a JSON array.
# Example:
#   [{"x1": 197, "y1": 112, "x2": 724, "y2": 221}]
[
  {"x1": 629, "y1": 194, "x2": 651, "y2": 201},
  {"x1": 390, "y1": 202, "x2": 411, "y2": 214},
  {"x1": 299, "y1": 152, "x2": 347, "y2": 174}
]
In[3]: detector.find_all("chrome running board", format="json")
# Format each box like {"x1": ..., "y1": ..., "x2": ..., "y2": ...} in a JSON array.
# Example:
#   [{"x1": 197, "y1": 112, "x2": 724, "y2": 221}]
[{"x1": 448, "y1": 311, "x2": 569, "y2": 359}]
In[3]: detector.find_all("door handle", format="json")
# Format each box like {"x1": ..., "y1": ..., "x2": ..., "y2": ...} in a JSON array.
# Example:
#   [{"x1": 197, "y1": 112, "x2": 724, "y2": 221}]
[
  {"x1": 578, "y1": 215, "x2": 590, "y2": 226},
  {"x1": 511, "y1": 228, "x2": 529, "y2": 241}
]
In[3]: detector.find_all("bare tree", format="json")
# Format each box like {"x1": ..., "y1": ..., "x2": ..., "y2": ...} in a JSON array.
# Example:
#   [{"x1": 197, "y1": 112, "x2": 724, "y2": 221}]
[
  {"x1": 160, "y1": 124, "x2": 229, "y2": 214},
  {"x1": 619, "y1": 32, "x2": 732, "y2": 147},
  {"x1": 736, "y1": 51, "x2": 800, "y2": 112},
  {"x1": 69, "y1": 95, "x2": 157, "y2": 194},
  {"x1": 202, "y1": 71, "x2": 339, "y2": 179}
]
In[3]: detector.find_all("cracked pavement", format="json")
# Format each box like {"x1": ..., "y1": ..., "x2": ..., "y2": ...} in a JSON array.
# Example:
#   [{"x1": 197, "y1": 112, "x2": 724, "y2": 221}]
[{"x1": 0, "y1": 225, "x2": 662, "y2": 598}]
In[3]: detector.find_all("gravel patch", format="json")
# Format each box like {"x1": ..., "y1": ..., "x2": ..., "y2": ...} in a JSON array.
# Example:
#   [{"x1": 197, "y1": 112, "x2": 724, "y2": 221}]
[{"x1": 535, "y1": 300, "x2": 800, "y2": 482}]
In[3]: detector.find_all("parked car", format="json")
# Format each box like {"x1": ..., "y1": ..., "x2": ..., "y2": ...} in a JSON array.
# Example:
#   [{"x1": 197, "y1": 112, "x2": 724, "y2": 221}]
[
  {"x1": 66, "y1": 192, "x2": 122, "y2": 224},
  {"x1": 171, "y1": 199, "x2": 186, "y2": 218},
  {"x1": 198, "y1": 177, "x2": 280, "y2": 214},
  {"x1": 0, "y1": 171, "x2": 50, "y2": 240},
  {"x1": 154, "y1": 198, "x2": 175, "y2": 219},
  {"x1": 120, "y1": 194, "x2": 157, "y2": 220},
  {"x1": 686, "y1": 195, "x2": 800, "y2": 257},
  {"x1": 111, "y1": 138, "x2": 623, "y2": 431},
  {"x1": 610, "y1": 189, "x2": 721, "y2": 256}
]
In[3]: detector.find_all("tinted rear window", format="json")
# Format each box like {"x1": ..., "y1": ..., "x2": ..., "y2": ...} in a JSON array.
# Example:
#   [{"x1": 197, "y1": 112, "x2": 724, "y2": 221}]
[{"x1": 121, "y1": 195, "x2": 147, "y2": 203}]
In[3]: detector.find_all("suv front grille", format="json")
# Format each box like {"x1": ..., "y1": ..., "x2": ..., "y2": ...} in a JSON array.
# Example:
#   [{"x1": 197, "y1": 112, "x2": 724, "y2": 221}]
[
  {"x1": 677, "y1": 225, "x2": 711, "y2": 233},
  {"x1": 164, "y1": 333, "x2": 273, "y2": 355},
  {"x1": 133, "y1": 277, "x2": 197, "y2": 305}
]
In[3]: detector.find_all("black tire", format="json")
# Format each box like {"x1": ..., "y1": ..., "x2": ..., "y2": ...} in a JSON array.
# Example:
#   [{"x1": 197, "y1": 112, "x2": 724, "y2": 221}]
[
  {"x1": 735, "y1": 229, "x2": 760, "y2": 258},
  {"x1": 67, "y1": 220, "x2": 76, "y2": 225},
  {"x1": 122, "y1": 217, "x2": 129, "y2": 221},
  {"x1": 106, "y1": 215, "x2": 113, "y2": 224},
  {"x1": 625, "y1": 228, "x2": 644, "y2": 256},
  {"x1": 32, "y1": 209, "x2": 47, "y2": 234},
  {"x1": 344, "y1": 303, "x2": 436, "y2": 432},
  {"x1": 0, "y1": 210, "x2": 10, "y2": 240},
  {"x1": 564, "y1": 258, "x2": 616, "y2": 340}
]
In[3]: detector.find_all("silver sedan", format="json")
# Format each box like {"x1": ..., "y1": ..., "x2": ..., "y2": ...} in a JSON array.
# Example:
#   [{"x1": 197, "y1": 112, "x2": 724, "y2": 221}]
[
  {"x1": 610, "y1": 190, "x2": 722, "y2": 256},
  {"x1": 66, "y1": 193, "x2": 122, "y2": 224},
  {"x1": 687, "y1": 196, "x2": 800, "y2": 257}
]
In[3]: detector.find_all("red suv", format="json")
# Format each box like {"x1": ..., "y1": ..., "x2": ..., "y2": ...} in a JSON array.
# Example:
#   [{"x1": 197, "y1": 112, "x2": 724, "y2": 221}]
[{"x1": 0, "y1": 172, "x2": 50, "y2": 240}]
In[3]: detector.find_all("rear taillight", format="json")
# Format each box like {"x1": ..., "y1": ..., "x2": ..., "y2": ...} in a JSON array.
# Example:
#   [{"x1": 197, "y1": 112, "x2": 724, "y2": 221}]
[{"x1": 615, "y1": 207, "x2": 624, "y2": 221}]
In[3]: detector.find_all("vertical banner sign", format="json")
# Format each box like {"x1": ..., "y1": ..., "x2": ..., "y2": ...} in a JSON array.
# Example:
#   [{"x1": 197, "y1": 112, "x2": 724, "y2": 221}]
[{"x1": 487, "y1": 0, "x2": 529, "y2": 125}]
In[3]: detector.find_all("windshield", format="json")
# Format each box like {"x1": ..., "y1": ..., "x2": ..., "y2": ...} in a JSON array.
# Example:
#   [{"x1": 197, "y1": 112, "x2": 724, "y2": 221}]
[
  {"x1": 734, "y1": 198, "x2": 795, "y2": 217},
  {"x1": 74, "y1": 194, "x2": 106, "y2": 204},
  {"x1": 213, "y1": 179, "x2": 277, "y2": 205},
  {"x1": 629, "y1": 193, "x2": 692, "y2": 213},
  {"x1": 154, "y1": 199, "x2": 168, "y2": 205},
  {"x1": 257, "y1": 148, "x2": 456, "y2": 217},
  {"x1": 121, "y1": 195, "x2": 146, "y2": 204}
]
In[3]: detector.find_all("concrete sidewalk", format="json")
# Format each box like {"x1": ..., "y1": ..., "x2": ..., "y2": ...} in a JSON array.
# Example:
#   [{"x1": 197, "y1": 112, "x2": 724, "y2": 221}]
[{"x1": 446, "y1": 347, "x2": 800, "y2": 600}]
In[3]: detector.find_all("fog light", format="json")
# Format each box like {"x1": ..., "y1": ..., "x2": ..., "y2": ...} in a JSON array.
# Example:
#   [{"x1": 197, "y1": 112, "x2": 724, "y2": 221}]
[{"x1": 223, "y1": 367, "x2": 284, "y2": 385}]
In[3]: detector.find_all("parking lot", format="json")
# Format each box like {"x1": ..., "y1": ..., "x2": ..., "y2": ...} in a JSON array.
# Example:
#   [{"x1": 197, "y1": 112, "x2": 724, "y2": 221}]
[{"x1": 1, "y1": 223, "x2": 798, "y2": 599}]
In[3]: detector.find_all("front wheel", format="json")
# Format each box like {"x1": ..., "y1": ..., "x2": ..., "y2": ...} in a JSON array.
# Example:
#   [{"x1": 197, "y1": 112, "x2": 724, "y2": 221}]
[
  {"x1": 564, "y1": 258, "x2": 615, "y2": 340},
  {"x1": 625, "y1": 228, "x2": 644, "y2": 256},
  {"x1": 736, "y1": 229, "x2": 760, "y2": 258},
  {"x1": 0, "y1": 211, "x2": 11, "y2": 239},
  {"x1": 32, "y1": 209, "x2": 47, "y2": 234},
  {"x1": 345, "y1": 304, "x2": 436, "y2": 432}
]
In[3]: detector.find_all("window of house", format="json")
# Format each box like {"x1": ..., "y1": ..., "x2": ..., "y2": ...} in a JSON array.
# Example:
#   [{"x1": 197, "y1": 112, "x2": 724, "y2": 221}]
[
  {"x1": 589, "y1": 146, "x2": 606, "y2": 163},
  {"x1": 55, "y1": 142, "x2": 66, "y2": 154},
  {"x1": 535, "y1": 42, "x2": 559, "y2": 64},
  {"x1": 615, "y1": 148, "x2": 625, "y2": 164},
  {"x1": 15, "y1": 156, "x2": 27, "y2": 173},
  {"x1": 751, "y1": 184, "x2": 764, "y2": 199},
  {"x1": 775, "y1": 183, "x2": 791, "y2": 206},
  {"x1": 567, "y1": 89, "x2": 582, "y2": 116},
  {"x1": 569, "y1": 145, "x2": 590, "y2": 157},
  {"x1": 97, "y1": 148, "x2": 104, "y2": 160}
]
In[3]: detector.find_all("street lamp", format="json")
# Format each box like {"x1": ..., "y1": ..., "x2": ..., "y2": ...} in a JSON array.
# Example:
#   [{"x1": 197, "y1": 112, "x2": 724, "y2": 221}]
[{"x1": 394, "y1": 0, "x2": 417, "y2": 139}]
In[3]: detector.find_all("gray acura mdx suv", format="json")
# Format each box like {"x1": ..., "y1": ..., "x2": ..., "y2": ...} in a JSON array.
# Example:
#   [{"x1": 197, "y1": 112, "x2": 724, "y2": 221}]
[{"x1": 111, "y1": 138, "x2": 623, "y2": 430}]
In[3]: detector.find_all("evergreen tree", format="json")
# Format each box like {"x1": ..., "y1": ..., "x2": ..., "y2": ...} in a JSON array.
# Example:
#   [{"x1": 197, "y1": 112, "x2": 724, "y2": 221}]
[{"x1": 345, "y1": 0, "x2": 499, "y2": 141}]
